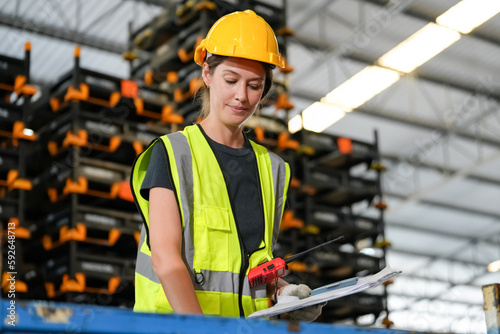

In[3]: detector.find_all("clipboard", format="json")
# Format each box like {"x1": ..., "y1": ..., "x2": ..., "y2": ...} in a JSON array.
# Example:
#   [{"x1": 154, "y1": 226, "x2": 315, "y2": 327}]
[
  {"x1": 311, "y1": 277, "x2": 358, "y2": 296},
  {"x1": 248, "y1": 267, "x2": 401, "y2": 319}
]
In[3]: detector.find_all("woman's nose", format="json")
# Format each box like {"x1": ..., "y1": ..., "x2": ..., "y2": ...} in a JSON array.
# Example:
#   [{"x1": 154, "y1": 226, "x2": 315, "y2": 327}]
[{"x1": 235, "y1": 82, "x2": 247, "y2": 102}]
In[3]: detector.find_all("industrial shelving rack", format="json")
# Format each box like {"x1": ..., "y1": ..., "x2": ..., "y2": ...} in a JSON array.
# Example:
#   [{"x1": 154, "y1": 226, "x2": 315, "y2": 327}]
[
  {"x1": 125, "y1": 0, "x2": 293, "y2": 127},
  {"x1": 245, "y1": 118, "x2": 390, "y2": 324},
  {"x1": 290, "y1": 129, "x2": 388, "y2": 323},
  {"x1": 0, "y1": 42, "x2": 37, "y2": 300},
  {"x1": 15, "y1": 47, "x2": 181, "y2": 307}
]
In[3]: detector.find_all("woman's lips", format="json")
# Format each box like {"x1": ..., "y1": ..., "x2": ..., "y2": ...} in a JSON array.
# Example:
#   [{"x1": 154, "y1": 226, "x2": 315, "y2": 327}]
[{"x1": 228, "y1": 105, "x2": 247, "y2": 113}]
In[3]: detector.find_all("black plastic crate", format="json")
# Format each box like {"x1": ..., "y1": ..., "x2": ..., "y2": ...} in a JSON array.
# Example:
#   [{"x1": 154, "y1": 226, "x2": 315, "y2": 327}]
[{"x1": 293, "y1": 130, "x2": 377, "y2": 170}]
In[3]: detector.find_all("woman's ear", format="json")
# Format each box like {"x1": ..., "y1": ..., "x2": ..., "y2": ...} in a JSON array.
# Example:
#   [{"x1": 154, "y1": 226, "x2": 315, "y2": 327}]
[{"x1": 202, "y1": 62, "x2": 211, "y2": 88}]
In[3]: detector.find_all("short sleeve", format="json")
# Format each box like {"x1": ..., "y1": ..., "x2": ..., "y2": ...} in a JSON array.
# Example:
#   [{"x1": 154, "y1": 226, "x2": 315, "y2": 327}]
[{"x1": 140, "y1": 140, "x2": 173, "y2": 200}]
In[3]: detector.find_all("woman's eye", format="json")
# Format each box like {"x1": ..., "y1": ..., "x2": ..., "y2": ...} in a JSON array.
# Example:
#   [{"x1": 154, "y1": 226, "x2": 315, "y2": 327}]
[
  {"x1": 249, "y1": 85, "x2": 260, "y2": 91},
  {"x1": 225, "y1": 80, "x2": 236, "y2": 85}
]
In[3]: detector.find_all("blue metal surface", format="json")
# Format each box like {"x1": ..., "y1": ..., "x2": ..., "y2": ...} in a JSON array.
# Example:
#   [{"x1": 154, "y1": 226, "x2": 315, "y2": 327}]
[{"x1": 1, "y1": 299, "x2": 415, "y2": 334}]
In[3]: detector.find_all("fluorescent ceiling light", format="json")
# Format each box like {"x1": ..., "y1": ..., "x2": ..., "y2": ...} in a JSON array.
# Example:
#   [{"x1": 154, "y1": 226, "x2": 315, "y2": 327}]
[
  {"x1": 324, "y1": 66, "x2": 400, "y2": 109},
  {"x1": 378, "y1": 23, "x2": 461, "y2": 73},
  {"x1": 488, "y1": 259, "x2": 500, "y2": 273},
  {"x1": 288, "y1": 114, "x2": 303, "y2": 134},
  {"x1": 302, "y1": 102, "x2": 345, "y2": 133},
  {"x1": 437, "y1": 0, "x2": 500, "y2": 34}
]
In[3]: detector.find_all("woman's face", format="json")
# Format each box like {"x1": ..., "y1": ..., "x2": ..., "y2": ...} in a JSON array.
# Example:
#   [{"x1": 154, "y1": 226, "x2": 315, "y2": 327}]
[{"x1": 203, "y1": 57, "x2": 266, "y2": 129}]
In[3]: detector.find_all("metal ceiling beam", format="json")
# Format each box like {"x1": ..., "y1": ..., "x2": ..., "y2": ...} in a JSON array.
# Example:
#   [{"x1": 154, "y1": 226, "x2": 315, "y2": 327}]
[
  {"x1": 386, "y1": 150, "x2": 500, "y2": 215},
  {"x1": 387, "y1": 221, "x2": 500, "y2": 246},
  {"x1": 290, "y1": 0, "x2": 417, "y2": 82},
  {"x1": 388, "y1": 248, "x2": 491, "y2": 268},
  {"x1": 386, "y1": 191, "x2": 500, "y2": 221},
  {"x1": 290, "y1": 89, "x2": 500, "y2": 148},
  {"x1": 127, "y1": 0, "x2": 169, "y2": 7},
  {"x1": 387, "y1": 271, "x2": 484, "y2": 287},
  {"x1": 0, "y1": 12, "x2": 125, "y2": 54},
  {"x1": 361, "y1": 0, "x2": 500, "y2": 46},
  {"x1": 389, "y1": 292, "x2": 483, "y2": 308},
  {"x1": 392, "y1": 265, "x2": 490, "y2": 313},
  {"x1": 289, "y1": 0, "x2": 335, "y2": 31},
  {"x1": 382, "y1": 154, "x2": 500, "y2": 188}
]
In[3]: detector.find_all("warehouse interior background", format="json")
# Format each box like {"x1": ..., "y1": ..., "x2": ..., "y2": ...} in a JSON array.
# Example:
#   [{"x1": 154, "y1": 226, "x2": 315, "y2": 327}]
[{"x1": 0, "y1": 0, "x2": 499, "y2": 333}]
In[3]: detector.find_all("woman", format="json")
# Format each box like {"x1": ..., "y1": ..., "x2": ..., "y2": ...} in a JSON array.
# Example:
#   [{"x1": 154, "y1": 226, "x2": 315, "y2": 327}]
[{"x1": 131, "y1": 9, "x2": 323, "y2": 321}]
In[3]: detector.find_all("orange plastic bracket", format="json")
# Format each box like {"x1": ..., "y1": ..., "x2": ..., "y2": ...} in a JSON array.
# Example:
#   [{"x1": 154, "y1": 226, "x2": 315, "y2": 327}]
[
  {"x1": 254, "y1": 126, "x2": 265, "y2": 143},
  {"x1": 60, "y1": 223, "x2": 87, "y2": 243},
  {"x1": 280, "y1": 210, "x2": 304, "y2": 230},
  {"x1": 14, "y1": 75, "x2": 26, "y2": 95},
  {"x1": 0, "y1": 170, "x2": 16, "y2": 187},
  {"x1": 161, "y1": 106, "x2": 184, "y2": 124},
  {"x1": 50, "y1": 97, "x2": 60, "y2": 111},
  {"x1": 287, "y1": 261, "x2": 307, "y2": 272},
  {"x1": 45, "y1": 282, "x2": 56, "y2": 298},
  {"x1": 86, "y1": 182, "x2": 120, "y2": 199},
  {"x1": 6, "y1": 218, "x2": 30, "y2": 239},
  {"x1": 1, "y1": 273, "x2": 27, "y2": 293},
  {"x1": 189, "y1": 77, "x2": 204, "y2": 94},
  {"x1": 194, "y1": 1, "x2": 216, "y2": 11},
  {"x1": 118, "y1": 180, "x2": 134, "y2": 202},
  {"x1": 132, "y1": 141, "x2": 143, "y2": 156},
  {"x1": 64, "y1": 83, "x2": 89, "y2": 102},
  {"x1": 108, "y1": 229, "x2": 121, "y2": 245},
  {"x1": 279, "y1": 58, "x2": 295, "y2": 74},
  {"x1": 63, "y1": 177, "x2": 88, "y2": 195},
  {"x1": 275, "y1": 93, "x2": 295, "y2": 111},
  {"x1": 13, "y1": 121, "x2": 37, "y2": 141},
  {"x1": 167, "y1": 71, "x2": 178, "y2": 83},
  {"x1": 47, "y1": 188, "x2": 58, "y2": 202},
  {"x1": 134, "y1": 231, "x2": 141, "y2": 245},
  {"x1": 178, "y1": 36, "x2": 203, "y2": 63},
  {"x1": 337, "y1": 137, "x2": 353, "y2": 154},
  {"x1": 133, "y1": 98, "x2": 144, "y2": 115},
  {"x1": 1, "y1": 170, "x2": 32, "y2": 191},
  {"x1": 108, "y1": 277, "x2": 121, "y2": 294},
  {"x1": 289, "y1": 177, "x2": 301, "y2": 189},
  {"x1": 277, "y1": 132, "x2": 299, "y2": 151},
  {"x1": 61, "y1": 273, "x2": 85, "y2": 293},
  {"x1": 63, "y1": 129, "x2": 88, "y2": 148},
  {"x1": 109, "y1": 92, "x2": 121, "y2": 107},
  {"x1": 91, "y1": 136, "x2": 122, "y2": 152},
  {"x1": 144, "y1": 70, "x2": 154, "y2": 86},
  {"x1": 121, "y1": 80, "x2": 139, "y2": 99},
  {"x1": 174, "y1": 88, "x2": 191, "y2": 102}
]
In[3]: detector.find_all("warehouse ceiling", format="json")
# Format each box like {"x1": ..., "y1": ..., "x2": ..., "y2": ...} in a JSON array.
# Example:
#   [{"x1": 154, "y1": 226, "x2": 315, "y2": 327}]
[{"x1": 1, "y1": 0, "x2": 499, "y2": 333}]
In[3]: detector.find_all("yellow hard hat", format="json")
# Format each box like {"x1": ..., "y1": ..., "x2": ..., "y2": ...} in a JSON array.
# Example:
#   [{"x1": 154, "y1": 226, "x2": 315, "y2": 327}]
[{"x1": 194, "y1": 10, "x2": 284, "y2": 68}]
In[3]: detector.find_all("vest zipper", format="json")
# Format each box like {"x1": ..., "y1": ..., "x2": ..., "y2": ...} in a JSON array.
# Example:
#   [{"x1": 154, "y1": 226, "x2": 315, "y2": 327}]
[{"x1": 196, "y1": 124, "x2": 249, "y2": 317}]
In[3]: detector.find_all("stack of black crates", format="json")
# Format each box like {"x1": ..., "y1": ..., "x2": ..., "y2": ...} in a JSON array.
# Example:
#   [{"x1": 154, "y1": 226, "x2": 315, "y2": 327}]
[
  {"x1": 0, "y1": 42, "x2": 37, "y2": 301},
  {"x1": 245, "y1": 115, "x2": 389, "y2": 324},
  {"x1": 126, "y1": 0, "x2": 294, "y2": 127},
  {"x1": 1, "y1": 43, "x2": 183, "y2": 307}
]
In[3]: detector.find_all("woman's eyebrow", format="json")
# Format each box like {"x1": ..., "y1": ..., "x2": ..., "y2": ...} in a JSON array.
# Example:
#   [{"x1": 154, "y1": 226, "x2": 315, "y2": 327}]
[{"x1": 222, "y1": 69, "x2": 264, "y2": 81}]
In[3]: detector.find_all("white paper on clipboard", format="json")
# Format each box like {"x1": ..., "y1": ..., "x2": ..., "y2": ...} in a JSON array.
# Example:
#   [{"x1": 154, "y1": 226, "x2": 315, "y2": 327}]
[{"x1": 248, "y1": 267, "x2": 402, "y2": 319}]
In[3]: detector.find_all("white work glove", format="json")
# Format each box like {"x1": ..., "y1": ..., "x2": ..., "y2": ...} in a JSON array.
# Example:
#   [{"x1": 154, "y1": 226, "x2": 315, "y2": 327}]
[{"x1": 279, "y1": 284, "x2": 325, "y2": 322}]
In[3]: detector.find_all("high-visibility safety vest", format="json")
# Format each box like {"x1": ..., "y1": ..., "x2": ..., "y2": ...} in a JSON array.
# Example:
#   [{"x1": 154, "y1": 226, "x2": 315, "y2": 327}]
[{"x1": 131, "y1": 124, "x2": 291, "y2": 317}]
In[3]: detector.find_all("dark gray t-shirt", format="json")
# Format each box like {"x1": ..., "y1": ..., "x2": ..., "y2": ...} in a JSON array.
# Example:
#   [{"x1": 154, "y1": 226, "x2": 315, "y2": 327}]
[{"x1": 140, "y1": 136, "x2": 264, "y2": 252}]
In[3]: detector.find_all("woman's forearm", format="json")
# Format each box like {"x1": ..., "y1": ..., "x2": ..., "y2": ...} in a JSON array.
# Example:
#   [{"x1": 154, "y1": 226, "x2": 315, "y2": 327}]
[{"x1": 154, "y1": 256, "x2": 203, "y2": 314}]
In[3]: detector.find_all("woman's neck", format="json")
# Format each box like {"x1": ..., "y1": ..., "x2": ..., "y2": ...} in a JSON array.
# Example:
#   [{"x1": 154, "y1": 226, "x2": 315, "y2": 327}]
[{"x1": 198, "y1": 119, "x2": 245, "y2": 148}]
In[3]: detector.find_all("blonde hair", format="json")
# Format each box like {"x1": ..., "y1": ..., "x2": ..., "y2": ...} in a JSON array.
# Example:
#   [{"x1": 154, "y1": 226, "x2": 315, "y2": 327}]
[{"x1": 196, "y1": 55, "x2": 273, "y2": 119}]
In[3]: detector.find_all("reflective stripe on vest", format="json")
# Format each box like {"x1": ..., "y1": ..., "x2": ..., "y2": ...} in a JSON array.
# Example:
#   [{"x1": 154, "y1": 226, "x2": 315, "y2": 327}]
[{"x1": 132, "y1": 125, "x2": 290, "y2": 316}]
